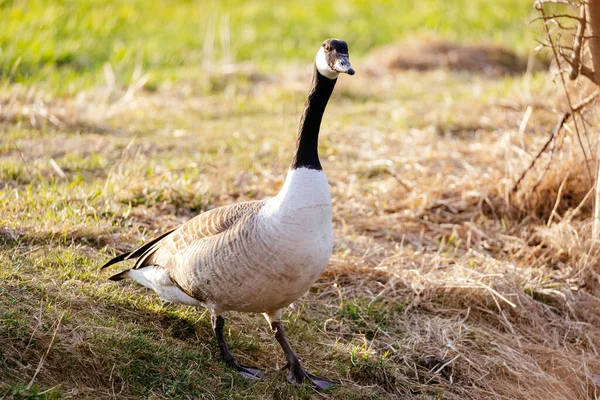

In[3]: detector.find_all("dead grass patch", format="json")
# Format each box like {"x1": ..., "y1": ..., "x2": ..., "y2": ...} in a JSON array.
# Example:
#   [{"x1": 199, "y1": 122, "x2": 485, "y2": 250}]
[{"x1": 365, "y1": 39, "x2": 545, "y2": 77}]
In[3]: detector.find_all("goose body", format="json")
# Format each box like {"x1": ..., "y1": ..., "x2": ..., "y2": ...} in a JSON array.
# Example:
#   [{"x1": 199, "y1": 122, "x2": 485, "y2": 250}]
[
  {"x1": 122, "y1": 168, "x2": 332, "y2": 314},
  {"x1": 102, "y1": 39, "x2": 354, "y2": 389}
]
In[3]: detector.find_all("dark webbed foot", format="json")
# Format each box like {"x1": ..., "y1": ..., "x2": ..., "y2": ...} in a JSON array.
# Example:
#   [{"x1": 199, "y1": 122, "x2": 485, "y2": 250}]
[
  {"x1": 226, "y1": 359, "x2": 265, "y2": 380},
  {"x1": 284, "y1": 360, "x2": 338, "y2": 390},
  {"x1": 271, "y1": 321, "x2": 339, "y2": 391},
  {"x1": 212, "y1": 315, "x2": 265, "y2": 381}
]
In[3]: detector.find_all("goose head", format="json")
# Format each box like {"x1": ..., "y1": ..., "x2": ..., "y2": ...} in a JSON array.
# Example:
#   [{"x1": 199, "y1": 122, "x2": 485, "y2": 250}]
[{"x1": 315, "y1": 38, "x2": 355, "y2": 80}]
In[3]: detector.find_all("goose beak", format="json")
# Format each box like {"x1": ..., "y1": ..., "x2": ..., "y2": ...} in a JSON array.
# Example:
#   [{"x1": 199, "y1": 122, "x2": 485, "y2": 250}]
[{"x1": 334, "y1": 54, "x2": 355, "y2": 75}]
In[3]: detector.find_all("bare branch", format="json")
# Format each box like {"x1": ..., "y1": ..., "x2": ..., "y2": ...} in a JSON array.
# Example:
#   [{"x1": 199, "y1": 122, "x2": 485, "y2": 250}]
[
  {"x1": 512, "y1": 90, "x2": 599, "y2": 193},
  {"x1": 531, "y1": 13, "x2": 585, "y2": 21},
  {"x1": 512, "y1": 113, "x2": 569, "y2": 193},
  {"x1": 569, "y1": 5, "x2": 587, "y2": 79},
  {"x1": 536, "y1": 0, "x2": 585, "y2": 6},
  {"x1": 539, "y1": 3, "x2": 594, "y2": 182},
  {"x1": 532, "y1": 125, "x2": 561, "y2": 194},
  {"x1": 549, "y1": 20, "x2": 578, "y2": 30},
  {"x1": 563, "y1": 48, "x2": 600, "y2": 83},
  {"x1": 573, "y1": 89, "x2": 600, "y2": 112}
]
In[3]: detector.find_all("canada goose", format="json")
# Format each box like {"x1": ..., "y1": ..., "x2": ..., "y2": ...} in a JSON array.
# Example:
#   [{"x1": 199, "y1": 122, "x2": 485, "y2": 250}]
[{"x1": 102, "y1": 38, "x2": 354, "y2": 390}]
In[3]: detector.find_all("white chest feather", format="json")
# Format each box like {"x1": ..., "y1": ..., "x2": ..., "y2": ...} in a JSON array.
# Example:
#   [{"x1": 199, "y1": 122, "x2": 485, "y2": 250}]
[
  {"x1": 259, "y1": 168, "x2": 334, "y2": 273},
  {"x1": 265, "y1": 168, "x2": 332, "y2": 212}
]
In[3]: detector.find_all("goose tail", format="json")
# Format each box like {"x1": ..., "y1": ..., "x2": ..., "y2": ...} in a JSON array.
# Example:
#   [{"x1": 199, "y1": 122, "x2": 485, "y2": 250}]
[
  {"x1": 101, "y1": 252, "x2": 132, "y2": 270},
  {"x1": 100, "y1": 227, "x2": 178, "y2": 270},
  {"x1": 108, "y1": 269, "x2": 131, "y2": 281}
]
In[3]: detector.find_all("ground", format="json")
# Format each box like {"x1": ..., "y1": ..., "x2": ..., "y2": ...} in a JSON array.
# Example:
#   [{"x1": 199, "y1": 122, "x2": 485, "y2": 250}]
[{"x1": 2, "y1": 1, "x2": 600, "y2": 399}]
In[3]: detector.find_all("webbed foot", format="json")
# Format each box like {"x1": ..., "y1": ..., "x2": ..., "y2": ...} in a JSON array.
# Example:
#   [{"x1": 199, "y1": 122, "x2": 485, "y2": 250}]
[
  {"x1": 284, "y1": 361, "x2": 338, "y2": 390},
  {"x1": 227, "y1": 360, "x2": 265, "y2": 380}
]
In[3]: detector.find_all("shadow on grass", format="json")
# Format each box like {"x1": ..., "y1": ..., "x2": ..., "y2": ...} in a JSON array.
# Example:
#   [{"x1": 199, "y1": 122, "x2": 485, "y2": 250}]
[{"x1": 0, "y1": 277, "x2": 270, "y2": 398}]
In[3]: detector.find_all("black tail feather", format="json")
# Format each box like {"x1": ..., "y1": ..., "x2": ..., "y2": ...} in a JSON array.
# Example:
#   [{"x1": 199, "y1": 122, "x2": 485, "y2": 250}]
[
  {"x1": 127, "y1": 227, "x2": 177, "y2": 260},
  {"x1": 100, "y1": 227, "x2": 177, "y2": 270},
  {"x1": 101, "y1": 251, "x2": 132, "y2": 270},
  {"x1": 108, "y1": 269, "x2": 130, "y2": 281}
]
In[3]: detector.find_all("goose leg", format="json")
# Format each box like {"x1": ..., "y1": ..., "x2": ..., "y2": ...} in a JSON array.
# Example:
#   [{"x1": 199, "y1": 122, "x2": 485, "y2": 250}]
[
  {"x1": 271, "y1": 321, "x2": 338, "y2": 390},
  {"x1": 211, "y1": 315, "x2": 264, "y2": 380}
]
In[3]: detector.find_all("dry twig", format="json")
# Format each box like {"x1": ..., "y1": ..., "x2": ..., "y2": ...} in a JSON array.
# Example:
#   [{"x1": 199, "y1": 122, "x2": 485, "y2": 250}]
[
  {"x1": 511, "y1": 79, "x2": 599, "y2": 193},
  {"x1": 569, "y1": 5, "x2": 587, "y2": 79},
  {"x1": 27, "y1": 311, "x2": 65, "y2": 390}
]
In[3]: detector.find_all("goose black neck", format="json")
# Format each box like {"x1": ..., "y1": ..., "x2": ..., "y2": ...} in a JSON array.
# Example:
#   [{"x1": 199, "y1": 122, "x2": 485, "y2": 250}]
[{"x1": 290, "y1": 66, "x2": 337, "y2": 170}]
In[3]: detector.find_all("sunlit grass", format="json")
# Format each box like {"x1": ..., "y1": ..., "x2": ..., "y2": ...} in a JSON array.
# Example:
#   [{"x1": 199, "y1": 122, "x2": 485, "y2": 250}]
[
  {"x1": 1, "y1": 0, "x2": 537, "y2": 94},
  {"x1": 2, "y1": 1, "x2": 599, "y2": 399},
  {"x1": 2, "y1": 65, "x2": 598, "y2": 398}
]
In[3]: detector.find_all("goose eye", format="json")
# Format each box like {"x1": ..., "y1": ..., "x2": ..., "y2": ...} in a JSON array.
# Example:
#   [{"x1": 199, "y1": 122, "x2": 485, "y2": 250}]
[{"x1": 323, "y1": 43, "x2": 331, "y2": 52}]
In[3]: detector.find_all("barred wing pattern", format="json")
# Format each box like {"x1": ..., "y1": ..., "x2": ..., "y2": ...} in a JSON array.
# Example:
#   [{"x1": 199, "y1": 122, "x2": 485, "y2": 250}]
[{"x1": 133, "y1": 200, "x2": 265, "y2": 272}]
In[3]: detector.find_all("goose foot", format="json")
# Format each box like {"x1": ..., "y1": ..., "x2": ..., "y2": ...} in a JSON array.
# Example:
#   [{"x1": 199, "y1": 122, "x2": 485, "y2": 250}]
[
  {"x1": 283, "y1": 361, "x2": 338, "y2": 390},
  {"x1": 227, "y1": 359, "x2": 265, "y2": 380},
  {"x1": 271, "y1": 321, "x2": 339, "y2": 391},
  {"x1": 212, "y1": 314, "x2": 265, "y2": 381}
]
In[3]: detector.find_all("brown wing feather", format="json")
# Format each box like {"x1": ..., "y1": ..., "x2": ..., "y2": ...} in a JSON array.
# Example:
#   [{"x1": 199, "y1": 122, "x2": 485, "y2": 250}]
[{"x1": 103, "y1": 200, "x2": 264, "y2": 272}]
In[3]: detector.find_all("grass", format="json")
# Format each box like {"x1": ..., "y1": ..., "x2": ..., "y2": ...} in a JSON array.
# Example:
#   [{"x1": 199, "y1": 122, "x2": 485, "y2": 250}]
[
  {"x1": 2, "y1": 1, "x2": 600, "y2": 399},
  {"x1": 1, "y1": 0, "x2": 537, "y2": 94}
]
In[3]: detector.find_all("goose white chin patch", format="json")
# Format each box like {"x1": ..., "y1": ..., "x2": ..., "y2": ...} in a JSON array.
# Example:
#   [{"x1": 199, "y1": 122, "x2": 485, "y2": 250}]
[{"x1": 315, "y1": 47, "x2": 339, "y2": 80}]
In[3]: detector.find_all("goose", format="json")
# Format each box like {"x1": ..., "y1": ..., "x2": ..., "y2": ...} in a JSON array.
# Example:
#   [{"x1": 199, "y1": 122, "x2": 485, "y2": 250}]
[{"x1": 101, "y1": 38, "x2": 355, "y2": 390}]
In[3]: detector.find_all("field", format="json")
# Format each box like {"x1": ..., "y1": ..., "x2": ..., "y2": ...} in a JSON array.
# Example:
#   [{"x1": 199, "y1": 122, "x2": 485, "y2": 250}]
[{"x1": 2, "y1": 0, "x2": 600, "y2": 399}]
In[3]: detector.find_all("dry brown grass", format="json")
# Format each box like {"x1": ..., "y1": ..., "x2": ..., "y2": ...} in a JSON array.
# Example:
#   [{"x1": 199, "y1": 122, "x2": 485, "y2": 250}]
[
  {"x1": 364, "y1": 38, "x2": 547, "y2": 77},
  {"x1": 2, "y1": 45, "x2": 600, "y2": 399}
]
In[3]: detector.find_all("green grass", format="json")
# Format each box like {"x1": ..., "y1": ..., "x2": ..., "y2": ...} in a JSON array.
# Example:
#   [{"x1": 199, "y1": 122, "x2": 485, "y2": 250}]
[
  {"x1": 1, "y1": 0, "x2": 537, "y2": 94},
  {"x1": 2, "y1": 1, "x2": 599, "y2": 399}
]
